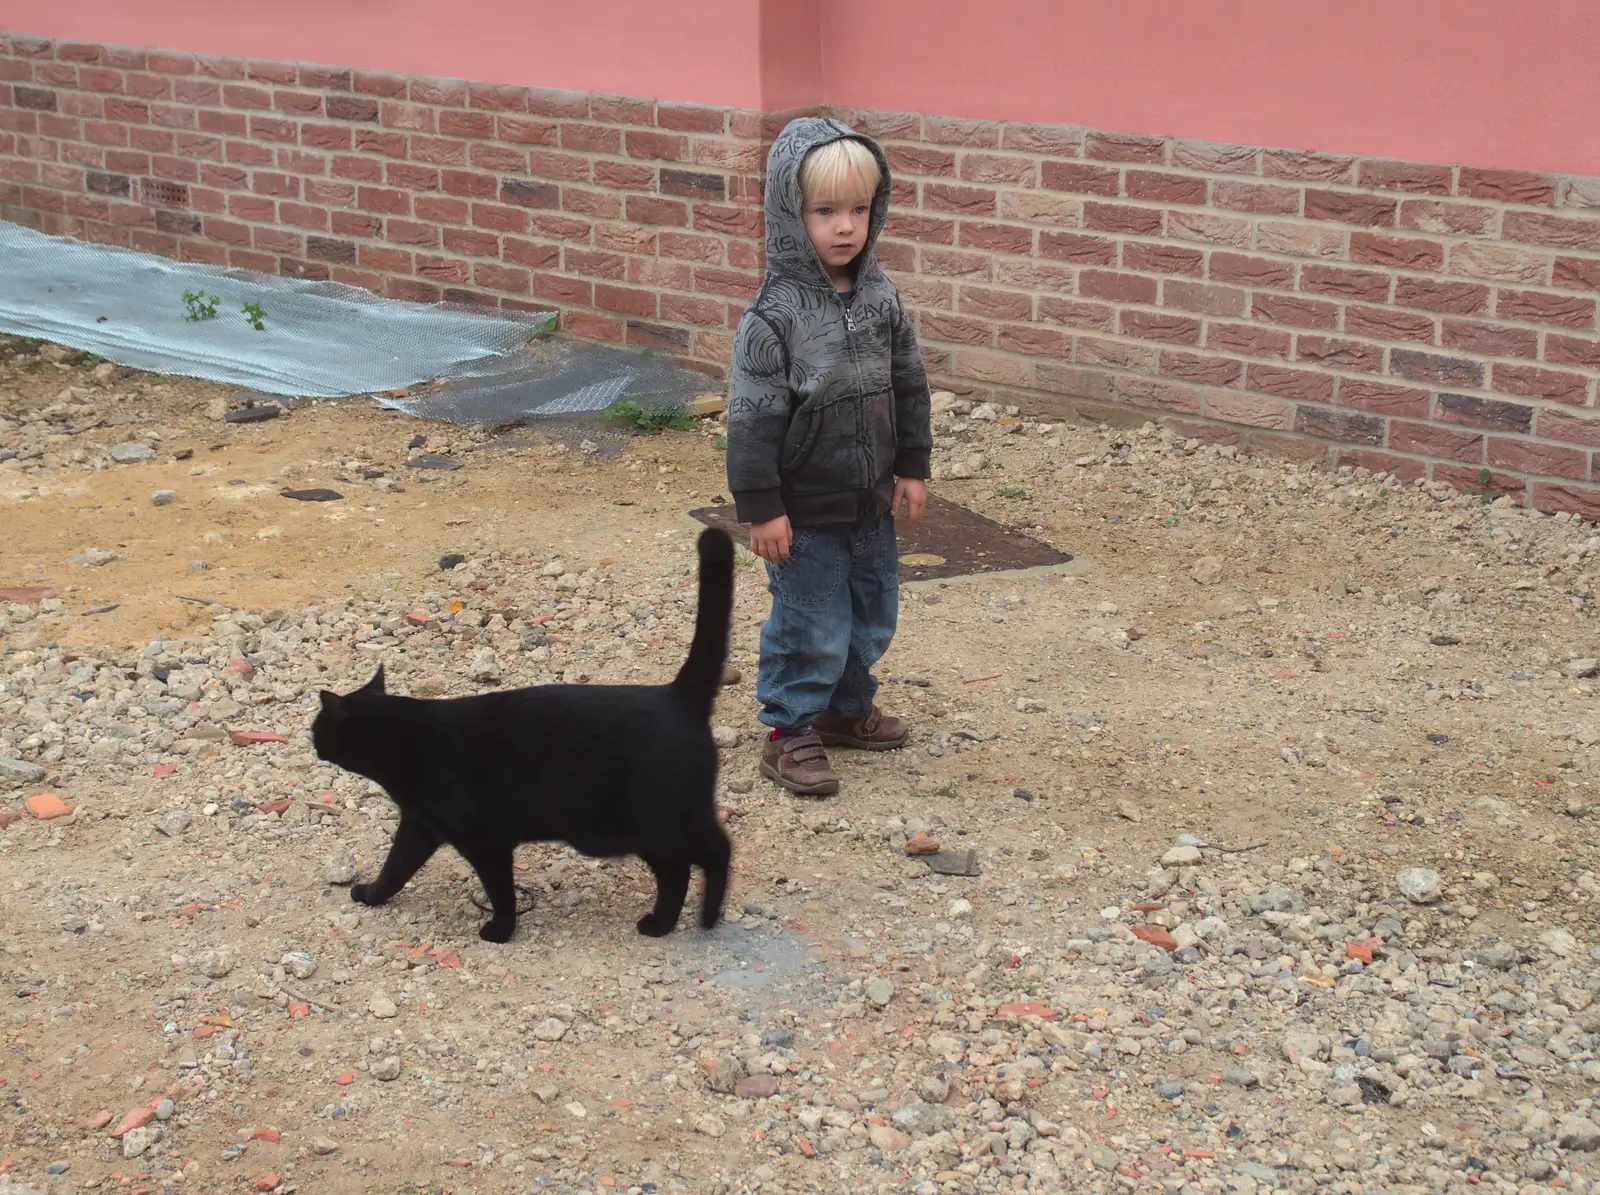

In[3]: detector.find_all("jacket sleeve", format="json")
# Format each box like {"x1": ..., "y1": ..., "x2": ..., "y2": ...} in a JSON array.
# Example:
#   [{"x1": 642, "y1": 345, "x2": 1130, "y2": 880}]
[
  {"x1": 890, "y1": 294, "x2": 933, "y2": 480},
  {"x1": 726, "y1": 311, "x2": 793, "y2": 524}
]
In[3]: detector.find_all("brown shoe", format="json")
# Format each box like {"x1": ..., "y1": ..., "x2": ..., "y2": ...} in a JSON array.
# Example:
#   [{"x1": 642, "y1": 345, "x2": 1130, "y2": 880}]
[
  {"x1": 813, "y1": 706, "x2": 908, "y2": 751},
  {"x1": 760, "y1": 733, "x2": 840, "y2": 796}
]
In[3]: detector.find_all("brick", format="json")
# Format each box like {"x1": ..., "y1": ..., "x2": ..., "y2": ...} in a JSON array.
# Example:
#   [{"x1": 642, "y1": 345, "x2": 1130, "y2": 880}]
[
  {"x1": 1503, "y1": 210, "x2": 1600, "y2": 252},
  {"x1": 660, "y1": 293, "x2": 727, "y2": 326},
  {"x1": 1076, "y1": 337, "x2": 1159, "y2": 371},
  {"x1": 1389, "y1": 420, "x2": 1484, "y2": 462},
  {"x1": 222, "y1": 83, "x2": 271, "y2": 110},
  {"x1": 1296, "y1": 335, "x2": 1384, "y2": 373},
  {"x1": 253, "y1": 226, "x2": 303, "y2": 253},
  {"x1": 959, "y1": 221, "x2": 1033, "y2": 255},
  {"x1": 380, "y1": 101, "x2": 434, "y2": 132},
  {"x1": 1168, "y1": 211, "x2": 1252, "y2": 248},
  {"x1": 226, "y1": 194, "x2": 274, "y2": 221},
  {"x1": 1538, "y1": 408, "x2": 1600, "y2": 447},
  {"x1": 437, "y1": 168, "x2": 493, "y2": 200},
  {"x1": 1120, "y1": 242, "x2": 1200, "y2": 276},
  {"x1": 306, "y1": 235, "x2": 356, "y2": 264},
  {"x1": 1211, "y1": 180, "x2": 1300, "y2": 214},
  {"x1": 1033, "y1": 362, "x2": 1117, "y2": 401},
  {"x1": 563, "y1": 248, "x2": 626, "y2": 279},
  {"x1": 1555, "y1": 255, "x2": 1600, "y2": 292},
  {"x1": 1036, "y1": 297, "x2": 1116, "y2": 331},
  {"x1": 1449, "y1": 242, "x2": 1551, "y2": 284},
  {"x1": 358, "y1": 244, "x2": 413, "y2": 273},
  {"x1": 1358, "y1": 159, "x2": 1453, "y2": 194},
  {"x1": 443, "y1": 227, "x2": 498, "y2": 256},
  {"x1": 1435, "y1": 392, "x2": 1532, "y2": 433},
  {"x1": 357, "y1": 186, "x2": 409, "y2": 215},
  {"x1": 1000, "y1": 123, "x2": 1083, "y2": 156},
  {"x1": 1336, "y1": 378, "x2": 1432, "y2": 417},
  {"x1": 1118, "y1": 376, "x2": 1202, "y2": 414},
  {"x1": 658, "y1": 169, "x2": 725, "y2": 200},
  {"x1": 326, "y1": 95, "x2": 378, "y2": 122},
  {"x1": 331, "y1": 211, "x2": 381, "y2": 237},
  {"x1": 1433, "y1": 461, "x2": 1523, "y2": 496},
  {"x1": 561, "y1": 121, "x2": 621, "y2": 153},
  {"x1": 1126, "y1": 170, "x2": 1205, "y2": 204},
  {"x1": 1458, "y1": 167, "x2": 1557, "y2": 206},
  {"x1": 952, "y1": 350, "x2": 1030, "y2": 386},
  {"x1": 921, "y1": 311, "x2": 995, "y2": 346},
  {"x1": 1207, "y1": 252, "x2": 1293, "y2": 288},
  {"x1": 302, "y1": 125, "x2": 352, "y2": 151},
  {"x1": 409, "y1": 77, "x2": 468, "y2": 107},
  {"x1": 659, "y1": 231, "x2": 722, "y2": 264},
  {"x1": 1391, "y1": 348, "x2": 1483, "y2": 386},
  {"x1": 1200, "y1": 391, "x2": 1293, "y2": 429},
  {"x1": 1251, "y1": 293, "x2": 1338, "y2": 330},
  {"x1": 1300, "y1": 263, "x2": 1391, "y2": 302},
  {"x1": 387, "y1": 162, "x2": 438, "y2": 192},
  {"x1": 1398, "y1": 199, "x2": 1496, "y2": 237},
  {"x1": 594, "y1": 160, "x2": 654, "y2": 190},
  {"x1": 1349, "y1": 231, "x2": 1444, "y2": 271},
  {"x1": 471, "y1": 144, "x2": 529, "y2": 172},
  {"x1": 625, "y1": 130, "x2": 687, "y2": 162},
  {"x1": 501, "y1": 180, "x2": 559, "y2": 209},
  {"x1": 1084, "y1": 130, "x2": 1165, "y2": 163},
  {"x1": 1334, "y1": 448, "x2": 1427, "y2": 482},
  {"x1": 1261, "y1": 150, "x2": 1354, "y2": 183},
  {"x1": 1531, "y1": 482, "x2": 1600, "y2": 520},
  {"x1": 297, "y1": 65, "x2": 350, "y2": 90},
  {"x1": 1245, "y1": 363, "x2": 1335, "y2": 402},
  {"x1": 623, "y1": 195, "x2": 688, "y2": 226},
  {"x1": 355, "y1": 129, "x2": 410, "y2": 158},
  {"x1": 1164, "y1": 279, "x2": 1246, "y2": 317},
  {"x1": 1295, "y1": 405, "x2": 1385, "y2": 444},
  {"x1": 1069, "y1": 269, "x2": 1149, "y2": 304},
  {"x1": 85, "y1": 170, "x2": 130, "y2": 196},
  {"x1": 959, "y1": 286, "x2": 1033, "y2": 320},
  {"x1": 884, "y1": 212, "x2": 955, "y2": 244},
  {"x1": 1344, "y1": 305, "x2": 1436, "y2": 344},
  {"x1": 494, "y1": 115, "x2": 558, "y2": 145},
  {"x1": 1441, "y1": 318, "x2": 1537, "y2": 358},
  {"x1": 693, "y1": 267, "x2": 760, "y2": 299},
  {"x1": 14, "y1": 85, "x2": 56, "y2": 111},
  {"x1": 999, "y1": 191, "x2": 1081, "y2": 225},
  {"x1": 1207, "y1": 321, "x2": 1292, "y2": 359},
  {"x1": 624, "y1": 320, "x2": 691, "y2": 351},
  {"x1": 1039, "y1": 161, "x2": 1119, "y2": 196},
  {"x1": 333, "y1": 155, "x2": 383, "y2": 183},
  {"x1": 1491, "y1": 363, "x2": 1590, "y2": 405},
  {"x1": 1496, "y1": 288, "x2": 1596, "y2": 329},
  {"x1": 1255, "y1": 221, "x2": 1344, "y2": 258},
  {"x1": 1085, "y1": 202, "x2": 1162, "y2": 235},
  {"x1": 1393, "y1": 277, "x2": 1489, "y2": 315},
  {"x1": 471, "y1": 203, "x2": 527, "y2": 233},
  {"x1": 1037, "y1": 231, "x2": 1116, "y2": 265},
  {"x1": 922, "y1": 248, "x2": 992, "y2": 278},
  {"x1": 693, "y1": 204, "x2": 761, "y2": 237},
  {"x1": 997, "y1": 324, "x2": 1071, "y2": 357},
  {"x1": 473, "y1": 261, "x2": 530, "y2": 293},
  {"x1": 1545, "y1": 334, "x2": 1600, "y2": 369},
  {"x1": 1488, "y1": 436, "x2": 1589, "y2": 478},
  {"x1": 1171, "y1": 139, "x2": 1259, "y2": 175},
  {"x1": 351, "y1": 70, "x2": 406, "y2": 98},
  {"x1": 925, "y1": 183, "x2": 997, "y2": 215},
  {"x1": 959, "y1": 152, "x2": 1036, "y2": 185},
  {"x1": 655, "y1": 101, "x2": 724, "y2": 132},
  {"x1": 925, "y1": 116, "x2": 1001, "y2": 147},
  {"x1": 1121, "y1": 311, "x2": 1201, "y2": 345},
  {"x1": 1160, "y1": 350, "x2": 1243, "y2": 387}
]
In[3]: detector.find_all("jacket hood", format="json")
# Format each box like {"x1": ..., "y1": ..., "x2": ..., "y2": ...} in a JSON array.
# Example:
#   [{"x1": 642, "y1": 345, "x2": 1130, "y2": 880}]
[{"x1": 763, "y1": 116, "x2": 892, "y2": 290}]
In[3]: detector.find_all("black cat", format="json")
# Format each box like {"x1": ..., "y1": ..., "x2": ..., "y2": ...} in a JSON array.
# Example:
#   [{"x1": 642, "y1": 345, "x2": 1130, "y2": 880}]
[{"x1": 311, "y1": 527, "x2": 735, "y2": 942}]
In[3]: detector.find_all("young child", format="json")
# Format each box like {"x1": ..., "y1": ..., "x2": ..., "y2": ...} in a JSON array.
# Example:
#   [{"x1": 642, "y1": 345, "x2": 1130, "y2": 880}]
[{"x1": 726, "y1": 117, "x2": 933, "y2": 796}]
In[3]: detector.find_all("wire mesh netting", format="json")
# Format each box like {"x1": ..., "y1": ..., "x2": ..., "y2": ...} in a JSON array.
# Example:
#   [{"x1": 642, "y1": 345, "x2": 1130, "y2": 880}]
[
  {"x1": 0, "y1": 220, "x2": 719, "y2": 449},
  {"x1": 0, "y1": 220, "x2": 552, "y2": 397}
]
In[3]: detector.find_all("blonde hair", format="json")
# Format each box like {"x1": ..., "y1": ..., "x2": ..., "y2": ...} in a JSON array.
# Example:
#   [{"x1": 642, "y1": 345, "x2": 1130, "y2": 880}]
[{"x1": 800, "y1": 138, "x2": 881, "y2": 205}]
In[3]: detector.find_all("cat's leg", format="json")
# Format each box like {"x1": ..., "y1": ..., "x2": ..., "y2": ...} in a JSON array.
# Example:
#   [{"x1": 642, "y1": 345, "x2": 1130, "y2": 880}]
[
  {"x1": 351, "y1": 817, "x2": 440, "y2": 907},
  {"x1": 696, "y1": 826, "x2": 732, "y2": 930},
  {"x1": 457, "y1": 842, "x2": 518, "y2": 943},
  {"x1": 637, "y1": 854, "x2": 691, "y2": 938}
]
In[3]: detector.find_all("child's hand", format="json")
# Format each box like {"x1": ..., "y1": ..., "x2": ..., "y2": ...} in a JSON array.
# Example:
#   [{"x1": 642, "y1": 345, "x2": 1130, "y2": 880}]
[
  {"x1": 893, "y1": 478, "x2": 928, "y2": 526},
  {"x1": 750, "y1": 515, "x2": 793, "y2": 564}
]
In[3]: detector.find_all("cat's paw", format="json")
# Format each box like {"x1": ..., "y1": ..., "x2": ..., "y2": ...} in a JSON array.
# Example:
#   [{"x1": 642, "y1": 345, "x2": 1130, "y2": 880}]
[
  {"x1": 478, "y1": 917, "x2": 515, "y2": 944},
  {"x1": 636, "y1": 912, "x2": 676, "y2": 938},
  {"x1": 350, "y1": 882, "x2": 384, "y2": 906}
]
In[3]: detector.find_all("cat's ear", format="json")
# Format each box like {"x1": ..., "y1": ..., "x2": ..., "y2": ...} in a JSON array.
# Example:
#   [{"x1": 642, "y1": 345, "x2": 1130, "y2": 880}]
[
  {"x1": 318, "y1": 690, "x2": 347, "y2": 722},
  {"x1": 359, "y1": 665, "x2": 386, "y2": 694}
]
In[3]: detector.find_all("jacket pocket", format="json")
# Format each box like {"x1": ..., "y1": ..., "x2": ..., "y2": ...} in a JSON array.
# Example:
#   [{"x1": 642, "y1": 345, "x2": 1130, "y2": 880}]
[{"x1": 785, "y1": 395, "x2": 868, "y2": 494}]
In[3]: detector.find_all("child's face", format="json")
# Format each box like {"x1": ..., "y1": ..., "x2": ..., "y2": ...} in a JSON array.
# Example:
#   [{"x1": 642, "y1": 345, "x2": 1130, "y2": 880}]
[{"x1": 803, "y1": 191, "x2": 873, "y2": 283}]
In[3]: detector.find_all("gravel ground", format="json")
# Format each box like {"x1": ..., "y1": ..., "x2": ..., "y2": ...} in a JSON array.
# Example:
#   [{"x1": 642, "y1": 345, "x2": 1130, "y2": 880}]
[{"x1": 1, "y1": 334, "x2": 1598, "y2": 1195}]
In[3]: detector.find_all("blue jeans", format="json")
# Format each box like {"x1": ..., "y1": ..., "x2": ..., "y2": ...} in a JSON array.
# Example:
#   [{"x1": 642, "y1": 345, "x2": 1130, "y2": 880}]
[{"x1": 757, "y1": 516, "x2": 900, "y2": 732}]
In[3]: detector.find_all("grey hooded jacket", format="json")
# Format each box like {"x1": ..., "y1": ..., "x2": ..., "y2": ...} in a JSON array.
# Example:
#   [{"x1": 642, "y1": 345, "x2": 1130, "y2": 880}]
[{"x1": 725, "y1": 117, "x2": 933, "y2": 526}]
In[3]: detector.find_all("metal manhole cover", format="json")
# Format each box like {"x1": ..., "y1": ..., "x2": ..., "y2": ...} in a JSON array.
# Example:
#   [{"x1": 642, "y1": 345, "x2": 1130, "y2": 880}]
[{"x1": 688, "y1": 494, "x2": 1072, "y2": 582}]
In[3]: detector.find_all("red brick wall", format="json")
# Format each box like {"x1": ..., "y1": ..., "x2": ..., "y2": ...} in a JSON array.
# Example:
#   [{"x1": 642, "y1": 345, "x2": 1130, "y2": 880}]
[{"x1": 2, "y1": 36, "x2": 1598, "y2": 519}]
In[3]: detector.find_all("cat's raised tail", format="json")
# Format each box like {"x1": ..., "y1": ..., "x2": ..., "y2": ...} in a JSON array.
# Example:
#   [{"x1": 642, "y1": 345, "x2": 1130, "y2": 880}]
[{"x1": 670, "y1": 527, "x2": 736, "y2": 718}]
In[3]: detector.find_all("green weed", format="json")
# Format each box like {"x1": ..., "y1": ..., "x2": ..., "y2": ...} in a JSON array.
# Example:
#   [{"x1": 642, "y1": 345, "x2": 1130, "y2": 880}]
[
  {"x1": 182, "y1": 289, "x2": 221, "y2": 322},
  {"x1": 242, "y1": 301, "x2": 268, "y2": 332},
  {"x1": 604, "y1": 400, "x2": 695, "y2": 433}
]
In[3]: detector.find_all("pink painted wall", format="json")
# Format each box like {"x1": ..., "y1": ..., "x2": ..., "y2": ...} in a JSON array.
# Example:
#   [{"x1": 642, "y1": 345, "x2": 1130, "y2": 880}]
[
  {"x1": 5, "y1": 0, "x2": 765, "y2": 108},
  {"x1": 824, "y1": 0, "x2": 1600, "y2": 177},
  {"x1": 9, "y1": 0, "x2": 1600, "y2": 174}
]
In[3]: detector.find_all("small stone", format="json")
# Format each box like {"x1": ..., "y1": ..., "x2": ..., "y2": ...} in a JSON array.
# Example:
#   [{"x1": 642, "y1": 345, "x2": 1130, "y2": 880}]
[
  {"x1": 110, "y1": 442, "x2": 156, "y2": 463},
  {"x1": 154, "y1": 1098, "x2": 174, "y2": 1121},
  {"x1": 151, "y1": 489, "x2": 178, "y2": 506},
  {"x1": 533, "y1": 1017, "x2": 567, "y2": 1042},
  {"x1": 25, "y1": 792, "x2": 72, "y2": 820},
  {"x1": 1559, "y1": 1114, "x2": 1600, "y2": 1151},
  {"x1": 865, "y1": 977, "x2": 895, "y2": 1008},
  {"x1": 948, "y1": 898, "x2": 973, "y2": 919},
  {"x1": 694, "y1": 1114, "x2": 725, "y2": 1138},
  {"x1": 735, "y1": 1074, "x2": 779, "y2": 1100},
  {"x1": 868, "y1": 1124, "x2": 911, "y2": 1152},
  {"x1": 69, "y1": 546, "x2": 118, "y2": 566},
  {"x1": 904, "y1": 833, "x2": 940, "y2": 856},
  {"x1": 324, "y1": 847, "x2": 357, "y2": 885},
  {"x1": 1540, "y1": 927, "x2": 1580, "y2": 958},
  {"x1": 284, "y1": 952, "x2": 317, "y2": 980},
  {"x1": 368, "y1": 996, "x2": 398, "y2": 1019},
  {"x1": 405, "y1": 453, "x2": 461, "y2": 471},
  {"x1": 438, "y1": 553, "x2": 467, "y2": 571},
  {"x1": 891, "y1": 1103, "x2": 954, "y2": 1137},
  {"x1": 1190, "y1": 555, "x2": 1224, "y2": 586},
  {"x1": 311, "y1": 1137, "x2": 340, "y2": 1155},
  {"x1": 706, "y1": 1054, "x2": 745, "y2": 1094},
  {"x1": 370, "y1": 1055, "x2": 401, "y2": 1081},
  {"x1": 157, "y1": 810, "x2": 193, "y2": 836},
  {"x1": 1161, "y1": 844, "x2": 1202, "y2": 868},
  {"x1": 1222, "y1": 1063, "x2": 1259, "y2": 1089},
  {"x1": 712, "y1": 726, "x2": 740, "y2": 750},
  {"x1": 196, "y1": 948, "x2": 235, "y2": 979},
  {"x1": 918, "y1": 1073, "x2": 950, "y2": 1103},
  {"x1": 470, "y1": 647, "x2": 501, "y2": 682},
  {"x1": 1115, "y1": 799, "x2": 1142, "y2": 823},
  {"x1": 1131, "y1": 924, "x2": 1178, "y2": 952},
  {"x1": 1156, "y1": 1081, "x2": 1186, "y2": 1099},
  {"x1": 1562, "y1": 658, "x2": 1599, "y2": 679},
  {"x1": 121, "y1": 1123, "x2": 162, "y2": 1158},
  {"x1": 0, "y1": 757, "x2": 46, "y2": 784},
  {"x1": 1396, "y1": 867, "x2": 1441, "y2": 904}
]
